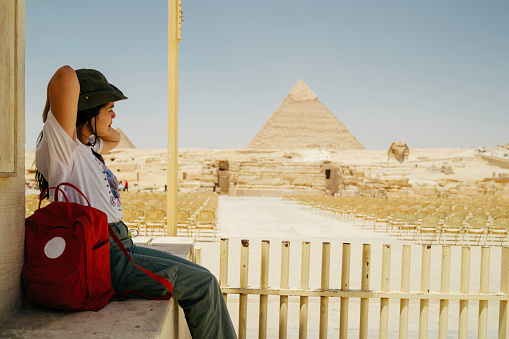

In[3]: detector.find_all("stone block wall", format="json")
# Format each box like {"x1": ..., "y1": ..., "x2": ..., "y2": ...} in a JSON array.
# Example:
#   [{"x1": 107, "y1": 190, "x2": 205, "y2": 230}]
[
  {"x1": 229, "y1": 161, "x2": 326, "y2": 192},
  {"x1": 194, "y1": 159, "x2": 328, "y2": 194}
]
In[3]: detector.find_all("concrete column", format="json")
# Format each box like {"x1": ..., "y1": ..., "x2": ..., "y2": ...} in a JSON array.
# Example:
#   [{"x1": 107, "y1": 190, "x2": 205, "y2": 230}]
[{"x1": 0, "y1": 0, "x2": 25, "y2": 324}]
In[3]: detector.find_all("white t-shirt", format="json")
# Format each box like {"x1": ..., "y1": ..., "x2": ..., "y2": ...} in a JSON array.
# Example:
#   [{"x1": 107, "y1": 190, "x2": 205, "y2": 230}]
[{"x1": 36, "y1": 110, "x2": 123, "y2": 223}]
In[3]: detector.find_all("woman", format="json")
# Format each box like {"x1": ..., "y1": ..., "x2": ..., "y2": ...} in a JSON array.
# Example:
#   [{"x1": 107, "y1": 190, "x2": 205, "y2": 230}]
[{"x1": 35, "y1": 65, "x2": 236, "y2": 338}]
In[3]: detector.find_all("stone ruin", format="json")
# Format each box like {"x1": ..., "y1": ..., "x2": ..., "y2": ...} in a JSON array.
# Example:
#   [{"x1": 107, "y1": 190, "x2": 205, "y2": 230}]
[
  {"x1": 24, "y1": 147, "x2": 509, "y2": 200},
  {"x1": 387, "y1": 141, "x2": 410, "y2": 163}
]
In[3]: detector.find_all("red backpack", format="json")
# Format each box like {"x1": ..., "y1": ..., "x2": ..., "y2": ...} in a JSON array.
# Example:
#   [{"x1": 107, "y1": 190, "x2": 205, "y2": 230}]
[
  {"x1": 23, "y1": 183, "x2": 115, "y2": 311},
  {"x1": 23, "y1": 183, "x2": 174, "y2": 311}
]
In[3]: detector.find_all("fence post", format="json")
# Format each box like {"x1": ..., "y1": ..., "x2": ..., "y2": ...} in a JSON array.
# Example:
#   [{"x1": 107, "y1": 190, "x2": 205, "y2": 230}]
[
  {"x1": 399, "y1": 245, "x2": 411, "y2": 339},
  {"x1": 359, "y1": 244, "x2": 371, "y2": 339},
  {"x1": 439, "y1": 246, "x2": 451, "y2": 339},
  {"x1": 259, "y1": 240, "x2": 270, "y2": 339},
  {"x1": 478, "y1": 246, "x2": 490, "y2": 339},
  {"x1": 300, "y1": 241, "x2": 311, "y2": 339},
  {"x1": 340, "y1": 243, "x2": 351, "y2": 339},
  {"x1": 280, "y1": 241, "x2": 290, "y2": 339},
  {"x1": 220, "y1": 238, "x2": 229, "y2": 302},
  {"x1": 419, "y1": 245, "x2": 431, "y2": 339},
  {"x1": 194, "y1": 247, "x2": 202, "y2": 265},
  {"x1": 499, "y1": 247, "x2": 509, "y2": 339},
  {"x1": 239, "y1": 239, "x2": 249, "y2": 339},
  {"x1": 380, "y1": 244, "x2": 391, "y2": 339},
  {"x1": 320, "y1": 242, "x2": 331, "y2": 339},
  {"x1": 458, "y1": 246, "x2": 471, "y2": 339}
]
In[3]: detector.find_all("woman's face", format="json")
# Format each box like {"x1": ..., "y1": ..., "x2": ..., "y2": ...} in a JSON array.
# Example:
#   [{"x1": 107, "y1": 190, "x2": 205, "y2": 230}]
[{"x1": 91, "y1": 102, "x2": 116, "y2": 137}]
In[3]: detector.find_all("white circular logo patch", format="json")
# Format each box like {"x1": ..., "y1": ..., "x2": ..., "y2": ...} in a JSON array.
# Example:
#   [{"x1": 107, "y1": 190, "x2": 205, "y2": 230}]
[{"x1": 44, "y1": 237, "x2": 66, "y2": 259}]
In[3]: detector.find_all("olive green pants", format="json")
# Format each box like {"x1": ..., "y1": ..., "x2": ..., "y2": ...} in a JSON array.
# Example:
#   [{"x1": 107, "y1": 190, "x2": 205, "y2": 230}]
[{"x1": 109, "y1": 221, "x2": 237, "y2": 339}]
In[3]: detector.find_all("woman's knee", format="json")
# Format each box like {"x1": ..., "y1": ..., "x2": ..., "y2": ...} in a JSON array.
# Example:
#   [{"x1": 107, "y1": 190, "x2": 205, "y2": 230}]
[
  {"x1": 197, "y1": 270, "x2": 222, "y2": 300},
  {"x1": 198, "y1": 264, "x2": 212, "y2": 274}
]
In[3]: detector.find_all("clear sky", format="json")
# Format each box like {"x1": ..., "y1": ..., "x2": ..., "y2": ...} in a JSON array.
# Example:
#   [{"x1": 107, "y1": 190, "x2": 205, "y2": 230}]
[{"x1": 25, "y1": 0, "x2": 508, "y2": 151}]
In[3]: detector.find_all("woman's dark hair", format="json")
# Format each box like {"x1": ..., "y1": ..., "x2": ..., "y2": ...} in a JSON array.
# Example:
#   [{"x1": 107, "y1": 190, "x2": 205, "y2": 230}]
[{"x1": 35, "y1": 104, "x2": 107, "y2": 199}]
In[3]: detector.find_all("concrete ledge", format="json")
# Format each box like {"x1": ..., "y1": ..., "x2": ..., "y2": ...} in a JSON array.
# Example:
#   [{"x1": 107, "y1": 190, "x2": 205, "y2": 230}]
[
  {"x1": 0, "y1": 298, "x2": 177, "y2": 339},
  {"x1": 0, "y1": 237, "x2": 194, "y2": 339}
]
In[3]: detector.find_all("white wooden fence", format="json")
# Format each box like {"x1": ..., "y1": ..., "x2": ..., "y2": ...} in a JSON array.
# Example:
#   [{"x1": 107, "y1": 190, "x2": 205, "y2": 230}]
[{"x1": 219, "y1": 238, "x2": 509, "y2": 339}]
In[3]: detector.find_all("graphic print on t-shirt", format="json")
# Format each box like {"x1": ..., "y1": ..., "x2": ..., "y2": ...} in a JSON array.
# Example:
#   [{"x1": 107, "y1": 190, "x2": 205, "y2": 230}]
[{"x1": 93, "y1": 156, "x2": 122, "y2": 208}]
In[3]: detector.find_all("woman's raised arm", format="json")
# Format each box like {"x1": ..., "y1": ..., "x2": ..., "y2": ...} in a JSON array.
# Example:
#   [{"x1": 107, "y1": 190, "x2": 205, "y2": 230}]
[{"x1": 45, "y1": 65, "x2": 80, "y2": 138}]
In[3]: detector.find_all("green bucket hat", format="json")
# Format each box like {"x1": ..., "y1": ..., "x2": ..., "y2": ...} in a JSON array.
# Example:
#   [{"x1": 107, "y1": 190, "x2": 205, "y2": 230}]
[{"x1": 75, "y1": 68, "x2": 127, "y2": 112}]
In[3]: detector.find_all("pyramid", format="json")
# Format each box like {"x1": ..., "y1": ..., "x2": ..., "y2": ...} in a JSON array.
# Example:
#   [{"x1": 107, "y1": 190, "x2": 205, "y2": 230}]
[
  {"x1": 115, "y1": 128, "x2": 136, "y2": 148},
  {"x1": 247, "y1": 81, "x2": 365, "y2": 150}
]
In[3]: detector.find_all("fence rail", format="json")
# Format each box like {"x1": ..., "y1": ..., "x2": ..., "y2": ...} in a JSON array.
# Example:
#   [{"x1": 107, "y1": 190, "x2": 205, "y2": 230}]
[{"x1": 219, "y1": 238, "x2": 509, "y2": 339}]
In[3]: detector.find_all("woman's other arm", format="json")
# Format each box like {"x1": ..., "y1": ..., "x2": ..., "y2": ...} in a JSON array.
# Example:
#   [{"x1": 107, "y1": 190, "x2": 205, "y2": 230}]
[{"x1": 46, "y1": 65, "x2": 80, "y2": 138}]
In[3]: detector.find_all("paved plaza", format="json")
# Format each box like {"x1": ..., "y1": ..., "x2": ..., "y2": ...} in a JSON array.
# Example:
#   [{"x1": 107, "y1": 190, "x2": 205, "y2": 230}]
[{"x1": 197, "y1": 196, "x2": 504, "y2": 338}]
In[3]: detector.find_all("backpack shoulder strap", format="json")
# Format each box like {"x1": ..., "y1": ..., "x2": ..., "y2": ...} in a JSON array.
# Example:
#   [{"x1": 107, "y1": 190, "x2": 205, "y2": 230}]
[{"x1": 108, "y1": 226, "x2": 173, "y2": 298}]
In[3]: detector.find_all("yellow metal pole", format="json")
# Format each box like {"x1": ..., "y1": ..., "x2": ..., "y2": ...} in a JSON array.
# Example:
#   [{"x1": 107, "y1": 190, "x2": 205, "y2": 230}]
[{"x1": 167, "y1": 0, "x2": 182, "y2": 236}]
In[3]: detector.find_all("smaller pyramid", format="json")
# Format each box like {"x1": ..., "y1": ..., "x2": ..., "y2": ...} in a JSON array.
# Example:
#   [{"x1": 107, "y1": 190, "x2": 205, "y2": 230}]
[
  {"x1": 115, "y1": 128, "x2": 136, "y2": 148},
  {"x1": 247, "y1": 81, "x2": 364, "y2": 150}
]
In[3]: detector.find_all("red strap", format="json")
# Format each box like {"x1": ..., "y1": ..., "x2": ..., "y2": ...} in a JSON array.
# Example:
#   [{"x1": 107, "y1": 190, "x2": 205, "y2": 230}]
[
  {"x1": 55, "y1": 182, "x2": 92, "y2": 206},
  {"x1": 108, "y1": 226, "x2": 173, "y2": 298},
  {"x1": 37, "y1": 186, "x2": 73, "y2": 230}
]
